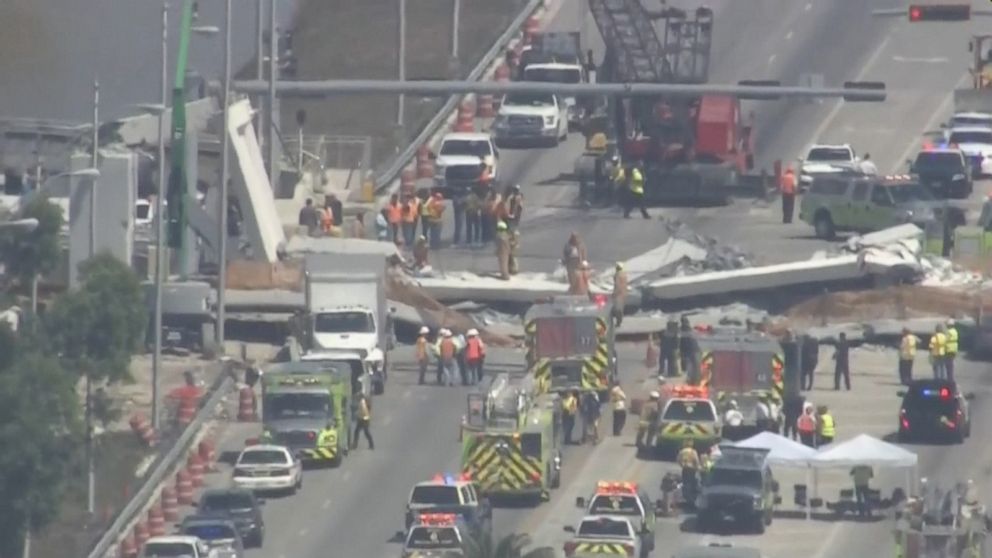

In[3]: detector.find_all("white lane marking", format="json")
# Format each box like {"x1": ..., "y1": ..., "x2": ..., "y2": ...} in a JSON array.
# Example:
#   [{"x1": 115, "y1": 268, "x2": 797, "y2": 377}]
[
  {"x1": 321, "y1": 499, "x2": 331, "y2": 509},
  {"x1": 785, "y1": 30, "x2": 794, "y2": 40},
  {"x1": 383, "y1": 414, "x2": 393, "y2": 426},
  {"x1": 889, "y1": 73, "x2": 970, "y2": 174},
  {"x1": 343, "y1": 470, "x2": 352, "y2": 480},
  {"x1": 805, "y1": 2, "x2": 812, "y2": 11},
  {"x1": 768, "y1": 54, "x2": 777, "y2": 65},
  {"x1": 298, "y1": 527, "x2": 309, "y2": 536},
  {"x1": 804, "y1": 34, "x2": 892, "y2": 151},
  {"x1": 892, "y1": 55, "x2": 948, "y2": 63},
  {"x1": 810, "y1": 522, "x2": 844, "y2": 558},
  {"x1": 402, "y1": 389, "x2": 412, "y2": 399}
]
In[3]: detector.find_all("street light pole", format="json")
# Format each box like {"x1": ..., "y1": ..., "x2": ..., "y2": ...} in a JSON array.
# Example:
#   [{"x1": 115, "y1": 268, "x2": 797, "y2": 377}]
[
  {"x1": 87, "y1": 78, "x2": 99, "y2": 516},
  {"x1": 91, "y1": 80, "x2": 99, "y2": 258},
  {"x1": 152, "y1": 2, "x2": 170, "y2": 433},
  {"x1": 452, "y1": 0, "x2": 460, "y2": 59},
  {"x1": 217, "y1": 0, "x2": 232, "y2": 352},
  {"x1": 397, "y1": 0, "x2": 406, "y2": 127},
  {"x1": 255, "y1": 0, "x2": 265, "y2": 144},
  {"x1": 267, "y1": 0, "x2": 278, "y2": 186}
]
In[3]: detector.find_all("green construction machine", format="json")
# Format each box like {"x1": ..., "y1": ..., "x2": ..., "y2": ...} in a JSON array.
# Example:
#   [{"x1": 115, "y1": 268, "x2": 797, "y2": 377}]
[
  {"x1": 460, "y1": 373, "x2": 563, "y2": 502},
  {"x1": 524, "y1": 295, "x2": 617, "y2": 399},
  {"x1": 260, "y1": 361, "x2": 354, "y2": 466}
]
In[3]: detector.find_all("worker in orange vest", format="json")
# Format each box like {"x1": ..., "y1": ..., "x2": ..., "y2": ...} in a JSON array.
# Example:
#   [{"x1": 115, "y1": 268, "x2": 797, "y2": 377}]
[
  {"x1": 320, "y1": 203, "x2": 335, "y2": 236},
  {"x1": 416, "y1": 326, "x2": 431, "y2": 385},
  {"x1": 780, "y1": 167, "x2": 797, "y2": 224},
  {"x1": 797, "y1": 402, "x2": 817, "y2": 448},
  {"x1": 465, "y1": 328, "x2": 486, "y2": 385},
  {"x1": 387, "y1": 194, "x2": 403, "y2": 243},
  {"x1": 401, "y1": 193, "x2": 420, "y2": 248},
  {"x1": 437, "y1": 330, "x2": 457, "y2": 386}
]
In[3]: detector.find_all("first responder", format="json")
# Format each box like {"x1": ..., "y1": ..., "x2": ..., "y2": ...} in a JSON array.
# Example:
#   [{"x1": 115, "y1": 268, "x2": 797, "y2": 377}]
[
  {"x1": 899, "y1": 328, "x2": 919, "y2": 385},
  {"x1": 636, "y1": 391, "x2": 661, "y2": 449},
  {"x1": 611, "y1": 159, "x2": 627, "y2": 202},
  {"x1": 676, "y1": 440, "x2": 701, "y2": 505},
  {"x1": 945, "y1": 319, "x2": 959, "y2": 382},
  {"x1": 562, "y1": 232, "x2": 587, "y2": 287},
  {"x1": 320, "y1": 202, "x2": 336, "y2": 236},
  {"x1": 508, "y1": 229, "x2": 520, "y2": 276},
  {"x1": 780, "y1": 167, "x2": 797, "y2": 224},
  {"x1": 833, "y1": 332, "x2": 851, "y2": 391},
  {"x1": 610, "y1": 382, "x2": 627, "y2": 436},
  {"x1": 930, "y1": 324, "x2": 947, "y2": 380},
  {"x1": 659, "y1": 320, "x2": 680, "y2": 378},
  {"x1": 797, "y1": 402, "x2": 817, "y2": 448},
  {"x1": 581, "y1": 391, "x2": 601, "y2": 444},
  {"x1": 482, "y1": 190, "x2": 499, "y2": 244},
  {"x1": 352, "y1": 393, "x2": 374, "y2": 450},
  {"x1": 465, "y1": 329, "x2": 486, "y2": 384},
  {"x1": 570, "y1": 260, "x2": 591, "y2": 296},
  {"x1": 623, "y1": 164, "x2": 650, "y2": 219},
  {"x1": 723, "y1": 400, "x2": 744, "y2": 428},
  {"x1": 563, "y1": 390, "x2": 579, "y2": 444},
  {"x1": 756, "y1": 395, "x2": 772, "y2": 431},
  {"x1": 679, "y1": 316, "x2": 699, "y2": 384},
  {"x1": 817, "y1": 405, "x2": 835, "y2": 445},
  {"x1": 507, "y1": 184, "x2": 524, "y2": 230},
  {"x1": 416, "y1": 326, "x2": 431, "y2": 385},
  {"x1": 495, "y1": 221, "x2": 511, "y2": 280},
  {"x1": 612, "y1": 263, "x2": 628, "y2": 327},
  {"x1": 465, "y1": 187, "x2": 483, "y2": 246}
]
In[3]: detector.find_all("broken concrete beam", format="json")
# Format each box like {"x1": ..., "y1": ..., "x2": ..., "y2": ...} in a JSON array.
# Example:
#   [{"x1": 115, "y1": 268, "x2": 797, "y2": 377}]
[
  {"x1": 844, "y1": 224, "x2": 923, "y2": 252},
  {"x1": 615, "y1": 238, "x2": 709, "y2": 284},
  {"x1": 284, "y1": 235, "x2": 400, "y2": 258},
  {"x1": 415, "y1": 272, "x2": 571, "y2": 303},
  {"x1": 864, "y1": 317, "x2": 975, "y2": 342},
  {"x1": 641, "y1": 251, "x2": 921, "y2": 303},
  {"x1": 804, "y1": 323, "x2": 867, "y2": 344}
]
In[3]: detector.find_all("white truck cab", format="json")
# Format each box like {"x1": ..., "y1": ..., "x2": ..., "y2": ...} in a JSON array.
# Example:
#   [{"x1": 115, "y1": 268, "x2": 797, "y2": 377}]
[
  {"x1": 799, "y1": 144, "x2": 858, "y2": 188},
  {"x1": 492, "y1": 92, "x2": 569, "y2": 146},
  {"x1": 522, "y1": 62, "x2": 586, "y2": 124},
  {"x1": 142, "y1": 535, "x2": 219, "y2": 558}
]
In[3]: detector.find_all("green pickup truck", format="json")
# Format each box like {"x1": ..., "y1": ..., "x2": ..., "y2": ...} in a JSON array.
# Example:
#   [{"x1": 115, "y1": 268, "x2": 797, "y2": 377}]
[{"x1": 799, "y1": 173, "x2": 965, "y2": 239}]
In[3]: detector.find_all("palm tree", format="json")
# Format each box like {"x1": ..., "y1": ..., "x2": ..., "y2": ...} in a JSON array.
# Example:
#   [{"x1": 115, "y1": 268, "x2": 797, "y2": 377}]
[{"x1": 464, "y1": 532, "x2": 557, "y2": 558}]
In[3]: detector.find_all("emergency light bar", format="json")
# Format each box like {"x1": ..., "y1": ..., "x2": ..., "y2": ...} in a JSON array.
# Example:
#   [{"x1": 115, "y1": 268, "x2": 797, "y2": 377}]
[
  {"x1": 417, "y1": 513, "x2": 458, "y2": 526},
  {"x1": 431, "y1": 473, "x2": 473, "y2": 484},
  {"x1": 909, "y1": 4, "x2": 970, "y2": 22},
  {"x1": 669, "y1": 385, "x2": 709, "y2": 399},
  {"x1": 922, "y1": 387, "x2": 952, "y2": 400},
  {"x1": 277, "y1": 376, "x2": 320, "y2": 386},
  {"x1": 596, "y1": 481, "x2": 638, "y2": 494}
]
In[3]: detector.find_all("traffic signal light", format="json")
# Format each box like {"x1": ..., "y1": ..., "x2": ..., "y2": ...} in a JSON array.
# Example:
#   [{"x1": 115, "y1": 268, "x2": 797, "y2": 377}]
[{"x1": 908, "y1": 4, "x2": 970, "y2": 22}]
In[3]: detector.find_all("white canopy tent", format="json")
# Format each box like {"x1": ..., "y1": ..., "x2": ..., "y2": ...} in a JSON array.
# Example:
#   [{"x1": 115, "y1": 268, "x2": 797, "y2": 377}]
[
  {"x1": 811, "y1": 433, "x2": 918, "y2": 468},
  {"x1": 734, "y1": 431, "x2": 819, "y2": 466}
]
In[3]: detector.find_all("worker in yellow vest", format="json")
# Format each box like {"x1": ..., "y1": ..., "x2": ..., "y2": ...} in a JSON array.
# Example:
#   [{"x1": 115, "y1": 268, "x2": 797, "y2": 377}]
[
  {"x1": 898, "y1": 328, "x2": 919, "y2": 385},
  {"x1": 817, "y1": 405, "x2": 835, "y2": 445},
  {"x1": 945, "y1": 319, "x2": 959, "y2": 382},
  {"x1": 623, "y1": 165, "x2": 650, "y2": 219},
  {"x1": 562, "y1": 391, "x2": 578, "y2": 445},
  {"x1": 929, "y1": 324, "x2": 947, "y2": 380}
]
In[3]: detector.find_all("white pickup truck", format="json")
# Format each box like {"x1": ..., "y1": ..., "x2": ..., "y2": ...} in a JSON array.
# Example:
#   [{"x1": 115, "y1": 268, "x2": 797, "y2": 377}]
[
  {"x1": 491, "y1": 92, "x2": 569, "y2": 147},
  {"x1": 142, "y1": 536, "x2": 219, "y2": 558},
  {"x1": 798, "y1": 144, "x2": 861, "y2": 190}
]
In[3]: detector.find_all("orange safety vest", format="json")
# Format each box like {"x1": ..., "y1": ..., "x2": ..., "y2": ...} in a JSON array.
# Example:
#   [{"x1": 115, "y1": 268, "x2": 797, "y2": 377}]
[
  {"x1": 320, "y1": 207, "x2": 335, "y2": 232},
  {"x1": 781, "y1": 172, "x2": 796, "y2": 195},
  {"x1": 427, "y1": 198, "x2": 444, "y2": 220},
  {"x1": 440, "y1": 338, "x2": 456, "y2": 360},
  {"x1": 466, "y1": 338, "x2": 484, "y2": 361},
  {"x1": 797, "y1": 414, "x2": 815, "y2": 433},
  {"x1": 403, "y1": 198, "x2": 420, "y2": 224},
  {"x1": 415, "y1": 336, "x2": 429, "y2": 362},
  {"x1": 387, "y1": 202, "x2": 403, "y2": 225}
]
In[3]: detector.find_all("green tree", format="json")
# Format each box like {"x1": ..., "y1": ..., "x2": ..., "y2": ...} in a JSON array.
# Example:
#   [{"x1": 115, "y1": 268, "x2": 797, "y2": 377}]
[
  {"x1": 0, "y1": 195, "x2": 65, "y2": 313},
  {"x1": 464, "y1": 533, "x2": 556, "y2": 558},
  {"x1": 0, "y1": 351, "x2": 81, "y2": 558}
]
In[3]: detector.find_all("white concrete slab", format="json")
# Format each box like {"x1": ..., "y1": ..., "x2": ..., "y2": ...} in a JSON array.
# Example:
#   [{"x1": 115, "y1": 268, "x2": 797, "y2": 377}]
[{"x1": 415, "y1": 272, "x2": 573, "y2": 303}]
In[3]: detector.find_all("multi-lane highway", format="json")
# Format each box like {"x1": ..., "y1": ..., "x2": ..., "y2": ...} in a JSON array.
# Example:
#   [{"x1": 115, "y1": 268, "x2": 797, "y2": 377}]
[{"x1": 182, "y1": 1, "x2": 992, "y2": 557}]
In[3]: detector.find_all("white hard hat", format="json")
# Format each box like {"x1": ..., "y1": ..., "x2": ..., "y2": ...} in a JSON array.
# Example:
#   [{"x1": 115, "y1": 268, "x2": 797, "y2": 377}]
[
  {"x1": 467, "y1": 328, "x2": 479, "y2": 336},
  {"x1": 947, "y1": 318, "x2": 956, "y2": 326},
  {"x1": 419, "y1": 326, "x2": 429, "y2": 334},
  {"x1": 581, "y1": 260, "x2": 590, "y2": 269},
  {"x1": 444, "y1": 330, "x2": 453, "y2": 338},
  {"x1": 649, "y1": 391, "x2": 660, "y2": 399}
]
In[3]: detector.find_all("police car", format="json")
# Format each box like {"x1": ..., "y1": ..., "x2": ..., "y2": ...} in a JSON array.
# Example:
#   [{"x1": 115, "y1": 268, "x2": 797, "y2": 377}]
[
  {"x1": 404, "y1": 474, "x2": 492, "y2": 535},
  {"x1": 576, "y1": 481, "x2": 658, "y2": 540},
  {"x1": 401, "y1": 513, "x2": 467, "y2": 558},
  {"x1": 897, "y1": 379, "x2": 972, "y2": 444},
  {"x1": 563, "y1": 515, "x2": 649, "y2": 558}
]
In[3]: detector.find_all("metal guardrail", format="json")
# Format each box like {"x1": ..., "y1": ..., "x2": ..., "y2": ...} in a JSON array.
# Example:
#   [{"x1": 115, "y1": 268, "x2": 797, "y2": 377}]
[
  {"x1": 372, "y1": 0, "x2": 545, "y2": 193},
  {"x1": 85, "y1": 362, "x2": 237, "y2": 558}
]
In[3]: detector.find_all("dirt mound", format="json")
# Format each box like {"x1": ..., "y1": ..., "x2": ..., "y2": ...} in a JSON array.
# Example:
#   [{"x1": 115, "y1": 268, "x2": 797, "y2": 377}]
[{"x1": 785, "y1": 285, "x2": 992, "y2": 324}]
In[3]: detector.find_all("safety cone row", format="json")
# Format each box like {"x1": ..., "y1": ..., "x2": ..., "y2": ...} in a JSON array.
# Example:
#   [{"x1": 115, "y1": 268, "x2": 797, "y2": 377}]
[
  {"x1": 128, "y1": 414, "x2": 158, "y2": 448},
  {"x1": 133, "y1": 522, "x2": 150, "y2": 549},
  {"x1": 237, "y1": 386, "x2": 257, "y2": 422},
  {"x1": 147, "y1": 504, "x2": 167, "y2": 537},
  {"x1": 477, "y1": 95, "x2": 495, "y2": 118},
  {"x1": 119, "y1": 534, "x2": 138, "y2": 558},
  {"x1": 453, "y1": 100, "x2": 476, "y2": 133},
  {"x1": 415, "y1": 145, "x2": 434, "y2": 179},
  {"x1": 175, "y1": 469, "x2": 195, "y2": 505},
  {"x1": 187, "y1": 454, "x2": 206, "y2": 488},
  {"x1": 161, "y1": 486, "x2": 180, "y2": 521}
]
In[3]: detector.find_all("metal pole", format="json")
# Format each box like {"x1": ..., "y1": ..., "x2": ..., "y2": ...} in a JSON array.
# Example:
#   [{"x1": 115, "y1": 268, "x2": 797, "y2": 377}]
[
  {"x1": 452, "y1": 0, "x2": 460, "y2": 58},
  {"x1": 217, "y1": 0, "x2": 232, "y2": 351},
  {"x1": 152, "y1": 2, "x2": 169, "y2": 433},
  {"x1": 86, "y1": 374, "x2": 94, "y2": 514},
  {"x1": 256, "y1": 0, "x2": 265, "y2": 144},
  {"x1": 397, "y1": 0, "x2": 406, "y2": 126},
  {"x1": 267, "y1": 0, "x2": 278, "y2": 186},
  {"x1": 90, "y1": 80, "x2": 99, "y2": 258}
]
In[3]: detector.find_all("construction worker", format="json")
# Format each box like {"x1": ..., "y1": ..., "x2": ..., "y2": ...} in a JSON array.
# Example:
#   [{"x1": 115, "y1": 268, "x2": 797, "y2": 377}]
[
  {"x1": 780, "y1": 166, "x2": 797, "y2": 224},
  {"x1": 945, "y1": 319, "x2": 959, "y2": 382},
  {"x1": 899, "y1": 328, "x2": 919, "y2": 385},
  {"x1": 659, "y1": 320, "x2": 680, "y2": 378},
  {"x1": 797, "y1": 402, "x2": 817, "y2": 448},
  {"x1": 298, "y1": 198, "x2": 320, "y2": 236},
  {"x1": 416, "y1": 326, "x2": 431, "y2": 385},
  {"x1": 438, "y1": 330, "x2": 457, "y2": 387},
  {"x1": 610, "y1": 382, "x2": 627, "y2": 436},
  {"x1": 562, "y1": 390, "x2": 579, "y2": 444},
  {"x1": 676, "y1": 440, "x2": 701, "y2": 506},
  {"x1": 465, "y1": 328, "x2": 486, "y2": 384},
  {"x1": 387, "y1": 194, "x2": 403, "y2": 242},
  {"x1": 413, "y1": 236, "x2": 430, "y2": 271},
  {"x1": 455, "y1": 329, "x2": 469, "y2": 385},
  {"x1": 930, "y1": 324, "x2": 947, "y2": 379},
  {"x1": 624, "y1": 164, "x2": 649, "y2": 219},
  {"x1": 401, "y1": 193, "x2": 420, "y2": 248},
  {"x1": 426, "y1": 192, "x2": 446, "y2": 249},
  {"x1": 636, "y1": 391, "x2": 661, "y2": 450},
  {"x1": 326, "y1": 194, "x2": 344, "y2": 228},
  {"x1": 570, "y1": 260, "x2": 591, "y2": 296},
  {"x1": 612, "y1": 263, "x2": 628, "y2": 327},
  {"x1": 833, "y1": 332, "x2": 851, "y2": 391},
  {"x1": 495, "y1": 221, "x2": 511, "y2": 280},
  {"x1": 351, "y1": 393, "x2": 374, "y2": 450},
  {"x1": 508, "y1": 229, "x2": 520, "y2": 276},
  {"x1": 817, "y1": 405, "x2": 835, "y2": 445},
  {"x1": 679, "y1": 316, "x2": 699, "y2": 384},
  {"x1": 581, "y1": 391, "x2": 601, "y2": 444},
  {"x1": 507, "y1": 184, "x2": 524, "y2": 230},
  {"x1": 320, "y1": 201, "x2": 336, "y2": 236},
  {"x1": 850, "y1": 464, "x2": 874, "y2": 518},
  {"x1": 375, "y1": 208, "x2": 390, "y2": 242}
]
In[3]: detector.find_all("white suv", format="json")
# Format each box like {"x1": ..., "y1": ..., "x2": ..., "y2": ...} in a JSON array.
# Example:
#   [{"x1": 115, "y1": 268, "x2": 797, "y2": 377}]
[{"x1": 492, "y1": 92, "x2": 568, "y2": 147}]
